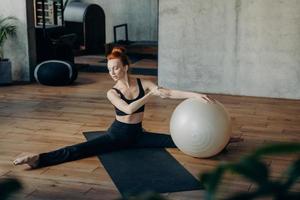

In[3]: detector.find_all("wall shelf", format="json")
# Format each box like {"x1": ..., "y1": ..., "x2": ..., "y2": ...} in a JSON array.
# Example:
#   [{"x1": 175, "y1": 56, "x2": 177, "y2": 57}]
[{"x1": 34, "y1": 0, "x2": 63, "y2": 27}]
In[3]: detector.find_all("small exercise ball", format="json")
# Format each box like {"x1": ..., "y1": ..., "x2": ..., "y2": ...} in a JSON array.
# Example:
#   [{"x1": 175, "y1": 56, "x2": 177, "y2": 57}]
[
  {"x1": 170, "y1": 98, "x2": 231, "y2": 158},
  {"x1": 34, "y1": 60, "x2": 78, "y2": 86}
]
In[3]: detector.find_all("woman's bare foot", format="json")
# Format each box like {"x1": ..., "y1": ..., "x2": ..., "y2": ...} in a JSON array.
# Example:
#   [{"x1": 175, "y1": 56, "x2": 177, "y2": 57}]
[{"x1": 13, "y1": 153, "x2": 39, "y2": 169}]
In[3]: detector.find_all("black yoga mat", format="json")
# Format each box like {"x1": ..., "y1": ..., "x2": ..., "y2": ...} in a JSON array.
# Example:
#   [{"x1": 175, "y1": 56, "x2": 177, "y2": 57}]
[{"x1": 83, "y1": 131, "x2": 202, "y2": 198}]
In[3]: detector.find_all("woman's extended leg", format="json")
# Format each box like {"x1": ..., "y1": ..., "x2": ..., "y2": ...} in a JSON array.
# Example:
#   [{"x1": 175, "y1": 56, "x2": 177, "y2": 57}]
[
  {"x1": 14, "y1": 133, "x2": 121, "y2": 168},
  {"x1": 133, "y1": 131, "x2": 177, "y2": 148}
]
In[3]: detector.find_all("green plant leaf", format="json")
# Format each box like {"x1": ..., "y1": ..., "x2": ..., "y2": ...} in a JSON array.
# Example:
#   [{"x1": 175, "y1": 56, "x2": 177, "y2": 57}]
[
  {"x1": 225, "y1": 191, "x2": 262, "y2": 200},
  {"x1": 0, "y1": 16, "x2": 17, "y2": 59},
  {"x1": 282, "y1": 159, "x2": 300, "y2": 189},
  {"x1": 123, "y1": 192, "x2": 167, "y2": 200},
  {"x1": 252, "y1": 143, "x2": 300, "y2": 158},
  {"x1": 199, "y1": 143, "x2": 300, "y2": 200},
  {"x1": 283, "y1": 192, "x2": 300, "y2": 200},
  {"x1": 0, "y1": 178, "x2": 22, "y2": 200},
  {"x1": 200, "y1": 165, "x2": 227, "y2": 200},
  {"x1": 228, "y1": 157, "x2": 269, "y2": 185},
  {"x1": 0, "y1": 24, "x2": 17, "y2": 46},
  {"x1": 0, "y1": 16, "x2": 17, "y2": 25}
]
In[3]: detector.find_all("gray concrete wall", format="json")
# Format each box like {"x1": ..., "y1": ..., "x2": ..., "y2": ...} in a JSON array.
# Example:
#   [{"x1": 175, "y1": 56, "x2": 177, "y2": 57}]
[
  {"x1": 81, "y1": 0, "x2": 158, "y2": 43},
  {"x1": 0, "y1": 0, "x2": 33, "y2": 81},
  {"x1": 159, "y1": 0, "x2": 300, "y2": 99}
]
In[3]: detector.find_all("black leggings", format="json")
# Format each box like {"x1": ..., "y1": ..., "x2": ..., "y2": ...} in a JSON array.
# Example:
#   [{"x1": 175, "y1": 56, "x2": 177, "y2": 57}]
[{"x1": 37, "y1": 120, "x2": 176, "y2": 168}]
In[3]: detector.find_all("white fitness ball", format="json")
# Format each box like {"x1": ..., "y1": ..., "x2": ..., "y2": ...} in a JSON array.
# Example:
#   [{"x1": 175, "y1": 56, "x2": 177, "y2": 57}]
[{"x1": 170, "y1": 98, "x2": 231, "y2": 158}]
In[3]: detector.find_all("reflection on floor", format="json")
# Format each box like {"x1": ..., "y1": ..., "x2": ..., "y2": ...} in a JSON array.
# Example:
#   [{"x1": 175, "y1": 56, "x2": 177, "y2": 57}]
[{"x1": 75, "y1": 54, "x2": 158, "y2": 76}]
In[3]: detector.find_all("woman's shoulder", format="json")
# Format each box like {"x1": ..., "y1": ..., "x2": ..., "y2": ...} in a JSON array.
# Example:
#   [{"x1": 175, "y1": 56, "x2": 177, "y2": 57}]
[
  {"x1": 107, "y1": 88, "x2": 122, "y2": 102},
  {"x1": 139, "y1": 78, "x2": 153, "y2": 85},
  {"x1": 140, "y1": 78, "x2": 157, "y2": 91},
  {"x1": 110, "y1": 82, "x2": 121, "y2": 91},
  {"x1": 107, "y1": 87, "x2": 120, "y2": 96}
]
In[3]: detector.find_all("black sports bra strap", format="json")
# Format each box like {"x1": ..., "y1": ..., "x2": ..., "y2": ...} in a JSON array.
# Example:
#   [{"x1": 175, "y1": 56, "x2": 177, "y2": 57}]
[
  {"x1": 112, "y1": 88, "x2": 124, "y2": 97},
  {"x1": 137, "y1": 78, "x2": 144, "y2": 92},
  {"x1": 111, "y1": 79, "x2": 145, "y2": 116},
  {"x1": 112, "y1": 79, "x2": 144, "y2": 101}
]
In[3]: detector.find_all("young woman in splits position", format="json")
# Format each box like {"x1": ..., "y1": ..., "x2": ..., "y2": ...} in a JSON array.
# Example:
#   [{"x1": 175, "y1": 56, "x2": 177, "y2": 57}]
[{"x1": 13, "y1": 47, "x2": 214, "y2": 169}]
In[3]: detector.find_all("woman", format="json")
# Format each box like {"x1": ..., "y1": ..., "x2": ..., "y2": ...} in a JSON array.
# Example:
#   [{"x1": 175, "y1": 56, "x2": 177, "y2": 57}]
[{"x1": 13, "y1": 47, "x2": 214, "y2": 169}]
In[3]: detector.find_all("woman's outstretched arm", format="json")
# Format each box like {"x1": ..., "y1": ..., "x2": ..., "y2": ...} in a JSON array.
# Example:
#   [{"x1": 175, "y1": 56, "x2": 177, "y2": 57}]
[
  {"x1": 142, "y1": 79, "x2": 214, "y2": 103},
  {"x1": 107, "y1": 86, "x2": 159, "y2": 115},
  {"x1": 157, "y1": 87, "x2": 214, "y2": 103}
]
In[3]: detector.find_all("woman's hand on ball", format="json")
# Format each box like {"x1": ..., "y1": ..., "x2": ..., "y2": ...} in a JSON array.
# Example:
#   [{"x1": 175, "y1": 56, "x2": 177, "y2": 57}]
[
  {"x1": 150, "y1": 86, "x2": 161, "y2": 96},
  {"x1": 151, "y1": 86, "x2": 170, "y2": 98},
  {"x1": 157, "y1": 88, "x2": 170, "y2": 99}
]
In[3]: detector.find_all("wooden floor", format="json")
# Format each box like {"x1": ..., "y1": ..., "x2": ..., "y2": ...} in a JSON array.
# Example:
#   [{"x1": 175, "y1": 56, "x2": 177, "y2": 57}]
[{"x1": 1, "y1": 72, "x2": 299, "y2": 200}]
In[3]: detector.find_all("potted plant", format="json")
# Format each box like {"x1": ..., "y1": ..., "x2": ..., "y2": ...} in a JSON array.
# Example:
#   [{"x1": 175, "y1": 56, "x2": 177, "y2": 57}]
[{"x1": 0, "y1": 16, "x2": 17, "y2": 85}]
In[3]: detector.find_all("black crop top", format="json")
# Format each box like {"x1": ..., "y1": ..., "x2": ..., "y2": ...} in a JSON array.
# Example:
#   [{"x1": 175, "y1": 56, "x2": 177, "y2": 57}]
[{"x1": 112, "y1": 78, "x2": 145, "y2": 116}]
